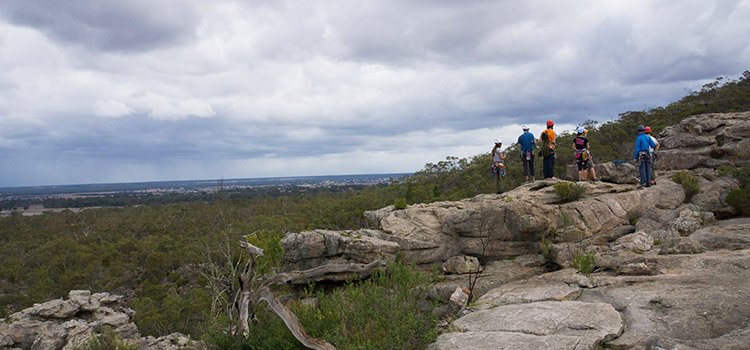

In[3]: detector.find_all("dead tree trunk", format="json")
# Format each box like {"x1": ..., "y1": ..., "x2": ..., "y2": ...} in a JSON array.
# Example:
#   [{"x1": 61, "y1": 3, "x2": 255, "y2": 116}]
[{"x1": 235, "y1": 240, "x2": 386, "y2": 350}]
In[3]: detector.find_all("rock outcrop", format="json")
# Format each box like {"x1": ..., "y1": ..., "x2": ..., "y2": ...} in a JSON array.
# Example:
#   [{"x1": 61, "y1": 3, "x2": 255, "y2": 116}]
[
  {"x1": 0, "y1": 291, "x2": 192, "y2": 350},
  {"x1": 280, "y1": 112, "x2": 750, "y2": 349},
  {"x1": 657, "y1": 111, "x2": 750, "y2": 171}
]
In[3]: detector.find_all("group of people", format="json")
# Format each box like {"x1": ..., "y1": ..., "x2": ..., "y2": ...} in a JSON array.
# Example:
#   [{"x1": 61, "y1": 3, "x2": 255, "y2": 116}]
[
  {"x1": 490, "y1": 121, "x2": 661, "y2": 191},
  {"x1": 512, "y1": 120, "x2": 558, "y2": 183}
]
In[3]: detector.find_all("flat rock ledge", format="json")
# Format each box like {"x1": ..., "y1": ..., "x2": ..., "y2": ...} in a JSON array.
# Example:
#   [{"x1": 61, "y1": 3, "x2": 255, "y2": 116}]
[{"x1": 430, "y1": 301, "x2": 623, "y2": 350}]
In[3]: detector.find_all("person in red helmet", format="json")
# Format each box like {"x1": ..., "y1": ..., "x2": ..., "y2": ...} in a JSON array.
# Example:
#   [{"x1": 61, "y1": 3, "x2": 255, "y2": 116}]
[
  {"x1": 645, "y1": 126, "x2": 660, "y2": 185},
  {"x1": 539, "y1": 119, "x2": 556, "y2": 179}
]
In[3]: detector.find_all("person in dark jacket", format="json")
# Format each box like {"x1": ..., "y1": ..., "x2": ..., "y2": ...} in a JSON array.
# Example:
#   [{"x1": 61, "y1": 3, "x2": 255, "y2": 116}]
[{"x1": 633, "y1": 125, "x2": 657, "y2": 188}]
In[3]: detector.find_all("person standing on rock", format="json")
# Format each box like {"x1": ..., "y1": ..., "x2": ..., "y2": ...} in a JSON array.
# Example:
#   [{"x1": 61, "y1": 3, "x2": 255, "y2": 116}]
[
  {"x1": 583, "y1": 128, "x2": 599, "y2": 182},
  {"x1": 633, "y1": 125, "x2": 657, "y2": 188},
  {"x1": 573, "y1": 127, "x2": 590, "y2": 181},
  {"x1": 517, "y1": 125, "x2": 536, "y2": 182},
  {"x1": 491, "y1": 139, "x2": 506, "y2": 194},
  {"x1": 645, "y1": 126, "x2": 660, "y2": 185},
  {"x1": 540, "y1": 119, "x2": 556, "y2": 180}
]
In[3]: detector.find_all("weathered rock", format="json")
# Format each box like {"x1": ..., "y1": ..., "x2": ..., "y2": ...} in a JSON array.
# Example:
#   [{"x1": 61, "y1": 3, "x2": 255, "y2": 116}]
[
  {"x1": 433, "y1": 301, "x2": 623, "y2": 350},
  {"x1": 594, "y1": 161, "x2": 639, "y2": 184},
  {"x1": 476, "y1": 269, "x2": 586, "y2": 308},
  {"x1": 281, "y1": 229, "x2": 400, "y2": 271},
  {"x1": 657, "y1": 112, "x2": 750, "y2": 171},
  {"x1": 595, "y1": 249, "x2": 646, "y2": 272},
  {"x1": 0, "y1": 291, "x2": 194, "y2": 350},
  {"x1": 448, "y1": 286, "x2": 468, "y2": 306},
  {"x1": 442, "y1": 256, "x2": 482, "y2": 275},
  {"x1": 616, "y1": 262, "x2": 655, "y2": 276},
  {"x1": 691, "y1": 175, "x2": 740, "y2": 217},
  {"x1": 614, "y1": 231, "x2": 653, "y2": 252},
  {"x1": 691, "y1": 218, "x2": 750, "y2": 251},
  {"x1": 578, "y1": 250, "x2": 750, "y2": 349},
  {"x1": 658, "y1": 237, "x2": 704, "y2": 255}
]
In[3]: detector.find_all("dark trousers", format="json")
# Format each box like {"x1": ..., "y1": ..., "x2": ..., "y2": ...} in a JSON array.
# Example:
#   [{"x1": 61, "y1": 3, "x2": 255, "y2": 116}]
[
  {"x1": 543, "y1": 153, "x2": 555, "y2": 178},
  {"x1": 639, "y1": 160, "x2": 652, "y2": 185},
  {"x1": 521, "y1": 154, "x2": 535, "y2": 177}
]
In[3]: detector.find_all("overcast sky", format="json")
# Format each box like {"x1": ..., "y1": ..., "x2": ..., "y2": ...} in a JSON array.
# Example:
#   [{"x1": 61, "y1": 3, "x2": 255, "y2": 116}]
[{"x1": 1, "y1": 1, "x2": 749, "y2": 187}]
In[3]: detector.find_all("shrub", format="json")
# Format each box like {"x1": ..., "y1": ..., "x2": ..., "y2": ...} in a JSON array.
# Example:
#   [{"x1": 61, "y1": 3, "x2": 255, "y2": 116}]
[
  {"x1": 719, "y1": 164, "x2": 750, "y2": 217},
  {"x1": 553, "y1": 182, "x2": 586, "y2": 202},
  {"x1": 204, "y1": 260, "x2": 439, "y2": 350},
  {"x1": 572, "y1": 251, "x2": 597, "y2": 275},
  {"x1": 74, "y1": 329, "x2": 136, "y2": 350},
  {"x1": 393, "y1": 197, "x2": 407, "y2": 210},
  {"x1": 293, "y1": 260, "x2": 438, "y2": 350},
  {"x1": 540, "y1": 237, "x2": 553, "y2": 261},
  {"x1": 671, "y1": 171, "x2": 700, "y2": 202},
  {"x1": 727, "y1": 188, "x2": 750, "y2": 216}
]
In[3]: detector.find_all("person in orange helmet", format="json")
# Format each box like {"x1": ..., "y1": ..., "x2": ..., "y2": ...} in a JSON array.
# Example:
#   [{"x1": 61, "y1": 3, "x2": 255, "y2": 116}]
[{"x1": 539, "y1": 119, "x2": 556, "y2": 179}]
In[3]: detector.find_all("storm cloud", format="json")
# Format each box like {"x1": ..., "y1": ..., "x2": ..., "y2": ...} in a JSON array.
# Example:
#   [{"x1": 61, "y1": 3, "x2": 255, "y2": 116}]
[{"x1": 0, "y1": 0, "x2": 749, "y2": 186}]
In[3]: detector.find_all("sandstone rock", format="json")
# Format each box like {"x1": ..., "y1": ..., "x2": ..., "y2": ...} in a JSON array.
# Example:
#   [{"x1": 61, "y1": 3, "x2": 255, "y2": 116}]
[
  {"x1": 433, "y1": 301, "x2": 623, "y2": 350},
  {"x1": 614, "y1": 231, "x2": 653, "y2": 252},
  {"x1": 691, "y1": 218, "x2": 750, "y2": 251},
  {"x1": 476, "y1": 271, "x2": 583, "y2": 308},
  {"x1": 449, "y1": 287, "x2": 468, "y2": 306},
  {"x1": 594, "y1": 162, "x2": 639, "y2": 184},
  {"x1": 616, "y1": 262, "x2": 655, "y2": 276},
  {"x1": 281, "y1": 229, "x2": 400, "y2": 271},
  {"x1": 442, "y1": 256, "x2": 481, "y2": 275},
  {"x1": 595, "y1": 250, "x2": 646, "y2": 272},
  {"x1": 579, "y1": 250, "x2": 750, "y2": 349},
  {"x1": 658, "y1": 237, "x2": 704, "y2": 255},
  {"x1": 0, "y1": 291, "x2": 193, "y2": 350},
  {"x1": 690, "y1": 175, "x2": 740, "y2": 217},
  {"x1": 657, "y1": 112, "x2": 750, "y2": 171}
]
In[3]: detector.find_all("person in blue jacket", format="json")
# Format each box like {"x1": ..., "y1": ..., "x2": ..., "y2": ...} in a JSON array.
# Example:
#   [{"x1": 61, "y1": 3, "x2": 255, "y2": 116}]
[
  {"x1": 633, "y1": 125, "x2": 657, "y2": 188},
  {"x1": 517, "y1": 125, "x2": 536, "y2": 182}
]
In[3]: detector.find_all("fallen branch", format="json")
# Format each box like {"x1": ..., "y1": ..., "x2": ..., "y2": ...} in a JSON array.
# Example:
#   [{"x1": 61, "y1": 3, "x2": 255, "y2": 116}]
[{"x1": 235, "y1": 239, "x2": 386, "y2": 350}]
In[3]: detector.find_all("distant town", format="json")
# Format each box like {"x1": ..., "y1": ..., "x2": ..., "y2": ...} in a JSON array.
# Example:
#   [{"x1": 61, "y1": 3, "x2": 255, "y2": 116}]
[{"x1": 0, "y1": 173, "x2": 410, "y2": 216}]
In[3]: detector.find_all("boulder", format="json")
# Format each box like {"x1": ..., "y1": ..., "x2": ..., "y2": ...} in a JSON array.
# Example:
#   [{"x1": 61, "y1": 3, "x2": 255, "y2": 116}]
[
  {"x1": 281, "y1": 229, "x2": 400, "y2": 271},
  {"x1": 442, "y1": 255, "x2": 482, "y2": 275},
  {"x1": 614, "y1": 231, "x2": 653, "y2": 252},
  {"x1": 657, "y1": 112, "x2": 750, "y2": 171},
  {"x1": 594, "y1": 162, "x2": 639, "y2": 184}
]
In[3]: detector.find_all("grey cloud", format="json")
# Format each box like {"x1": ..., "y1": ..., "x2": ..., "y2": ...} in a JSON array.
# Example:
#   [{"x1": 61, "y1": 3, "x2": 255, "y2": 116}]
[{"x1": 1, "y1": 0, "x2": 200, "y2": 52}]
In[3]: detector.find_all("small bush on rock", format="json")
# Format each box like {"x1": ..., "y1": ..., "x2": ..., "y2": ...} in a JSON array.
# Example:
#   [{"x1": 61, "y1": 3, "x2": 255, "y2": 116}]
[
  {"x1": 722, "y1": 164, "x2": 750, "y2": 217},
  {"x1": 393, "y1": 197, "x2": 407, "y2": 210},
  {"x1": 671, "y1": 171, "x2": 700, "y2": 202},
  {"x1": 727, "y1": 188, "x2": 750, "y2": 216},
  {"x1": 553, "y1": 182, "x2": 586, "y2": 202},
  {"x1": 74, "y1": 329, "x2": 135, "y2": 350},
  {"x1": 572, "y1": 251, "x2": 597, "y2": 275}
]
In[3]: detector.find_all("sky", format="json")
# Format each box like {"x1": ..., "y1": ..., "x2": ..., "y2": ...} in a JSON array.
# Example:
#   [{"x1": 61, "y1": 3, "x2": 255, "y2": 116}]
[{"x1": 1, "y1": 0, "x2": 749, "y2": 187}]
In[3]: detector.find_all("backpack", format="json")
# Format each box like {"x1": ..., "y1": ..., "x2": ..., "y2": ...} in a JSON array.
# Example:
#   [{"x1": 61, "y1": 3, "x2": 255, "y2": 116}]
[{"x1": 539, "y1": 130, "x2": 551, "y2": 157}]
